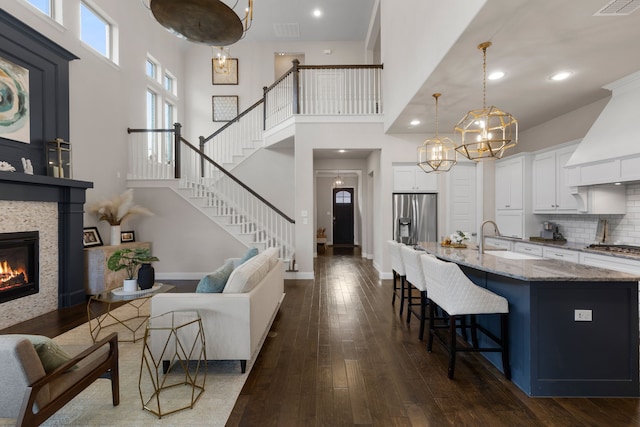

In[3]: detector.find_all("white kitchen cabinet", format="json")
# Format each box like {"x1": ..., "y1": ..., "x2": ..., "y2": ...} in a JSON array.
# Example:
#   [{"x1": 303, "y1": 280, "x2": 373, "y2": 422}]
[
  {"x1": 496, "y1": 156, "x2": 524, "y2": 210},
  {"x1": 533, "y1": 144, "x2": 578, "y2": 213},
  {"x1": 484, "y1": 237, "x2": 513, "y2": 250},
  {"x1": 393, "y1": 165, "x2": 437, "y2": 192},
  {"x1": 514, "y1": 242, "x2": 543, "y2": 256},
  {"x1": 542, "y1": 246, "x2": 580, "y2": 263},
  {"x1": 494, "y1": 154, "x2": 535, "y2": 239},
  {"x1": 495, "y1": 211, "x2": 524, "y2": 239},
  {"x1": 579, "y1": 252, "x2": 640, "y2": 275}
]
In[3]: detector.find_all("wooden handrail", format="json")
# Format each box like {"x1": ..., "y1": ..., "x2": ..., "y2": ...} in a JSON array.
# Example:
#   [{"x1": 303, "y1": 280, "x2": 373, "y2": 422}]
[
  {"x1": 201, "y1": 98, "x2": 264, "y2": 145},
  {"x1": 180, "y1": 137, "x2": 295, "y2": 224}
]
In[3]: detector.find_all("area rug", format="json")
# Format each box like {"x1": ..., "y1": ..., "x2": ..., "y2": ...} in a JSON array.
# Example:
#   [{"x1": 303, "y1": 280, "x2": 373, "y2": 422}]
[{"x1": 1, "y1": 304, "x2": 250, "y2": 427}]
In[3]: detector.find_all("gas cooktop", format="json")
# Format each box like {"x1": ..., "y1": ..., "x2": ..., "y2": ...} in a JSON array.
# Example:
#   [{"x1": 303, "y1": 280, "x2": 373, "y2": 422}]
[{"x1": 587, "y1": 244, "x2": 640, "y2": 256}]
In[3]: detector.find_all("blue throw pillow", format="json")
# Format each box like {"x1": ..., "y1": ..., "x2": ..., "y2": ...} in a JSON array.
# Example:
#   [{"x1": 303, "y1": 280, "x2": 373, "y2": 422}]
[
  {"x1": 238, "y1": 247, "x2": 259, "y2": 265},
  {"x1": 196, "y1": 261, "x2": 235, "y2": 293}
]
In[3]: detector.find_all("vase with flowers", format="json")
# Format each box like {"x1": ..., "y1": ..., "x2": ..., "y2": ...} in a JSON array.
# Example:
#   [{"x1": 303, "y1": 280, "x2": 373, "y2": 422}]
[
  {"x1": 88, "y1": 189, "x2": 153, "y2": 245},
  {"x1": 442, "y1": 230, "x2": 472, "y2": 248}
]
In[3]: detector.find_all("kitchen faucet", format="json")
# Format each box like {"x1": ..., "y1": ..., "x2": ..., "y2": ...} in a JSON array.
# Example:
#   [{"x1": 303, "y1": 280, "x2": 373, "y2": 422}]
[{"x1": 479, "y1": 220, "x2": 502, "y2": 254}]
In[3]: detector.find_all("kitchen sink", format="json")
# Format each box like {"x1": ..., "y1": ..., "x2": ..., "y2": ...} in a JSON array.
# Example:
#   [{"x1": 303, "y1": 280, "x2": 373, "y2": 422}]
[{"x1": 484, "y1": 250, "x2": 545, "y2": 261}]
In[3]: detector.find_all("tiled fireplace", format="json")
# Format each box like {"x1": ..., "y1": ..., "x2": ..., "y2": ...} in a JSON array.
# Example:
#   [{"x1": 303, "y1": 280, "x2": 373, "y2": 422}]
[{"x1": 0, "y1": 174, "x2": 91, "y2": 330}]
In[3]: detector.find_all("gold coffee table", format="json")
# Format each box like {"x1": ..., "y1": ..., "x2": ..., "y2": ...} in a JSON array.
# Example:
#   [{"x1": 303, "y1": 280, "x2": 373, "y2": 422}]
[
  {"x1": 139, "y1": 310, "x2": 207, "y2": 418},
  {"x1": 87, "y1": 283, "x2": 175, "y2": 343}
]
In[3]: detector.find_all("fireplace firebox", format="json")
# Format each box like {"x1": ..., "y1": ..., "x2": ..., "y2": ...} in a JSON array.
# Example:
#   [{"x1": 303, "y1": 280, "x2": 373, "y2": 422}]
[{"x1": 0, "y1": 231, "x2": 39, "y2": 304}]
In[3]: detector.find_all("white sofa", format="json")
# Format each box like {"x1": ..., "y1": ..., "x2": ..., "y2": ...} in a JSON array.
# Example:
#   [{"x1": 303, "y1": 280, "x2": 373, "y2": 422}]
[{"x1": 150, "y1": 247, "x2": 285, "y2": 373}]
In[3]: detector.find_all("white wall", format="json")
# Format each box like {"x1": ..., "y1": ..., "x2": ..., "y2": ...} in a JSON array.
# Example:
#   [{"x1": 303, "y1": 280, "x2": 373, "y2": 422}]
[
  {"x1": 231, "y1": 146, "x2": 295, "y2": 218},
  {"x1": 182, "y1": 40, "x2": 367, "y2": 143},
  {"x1": 127, "y1": 187, "x2": 247, "y2": 278},
  {"x1": 3, "y1": 1, "x2": 190, "y2": 239},
  {"x1": 380, "y1": 0, "x2": 485, "y2": 131},
  {"x1": 291, "y1": 119, "x2": 428, "y2": 277}
]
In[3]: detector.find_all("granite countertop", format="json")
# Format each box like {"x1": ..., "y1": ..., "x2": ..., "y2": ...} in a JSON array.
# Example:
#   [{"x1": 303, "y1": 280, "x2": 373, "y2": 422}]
[
  {"x1": 487, "y1": 235, "x2": 640, "y2": 261},
  {"x1": 418, "y1": 242, "x2": 640, "y2": 282}
]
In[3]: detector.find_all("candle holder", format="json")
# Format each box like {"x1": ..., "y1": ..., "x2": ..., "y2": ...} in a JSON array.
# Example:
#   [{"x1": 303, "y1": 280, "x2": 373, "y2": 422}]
[{"x1": 47, "y1": 138, "x2": 72, "y2": 178}]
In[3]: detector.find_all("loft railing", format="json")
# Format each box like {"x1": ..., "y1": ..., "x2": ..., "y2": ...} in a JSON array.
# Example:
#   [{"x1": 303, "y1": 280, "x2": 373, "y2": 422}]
[
  {"x1": 127, "y1": 125, "x2": 295, "y2": 261},
  {"x1": 199, "y1": 61, "x2": 384, "y2": 163},
  {"x1": 262, "y1": 60, "x2": 384, "y2": 130}
]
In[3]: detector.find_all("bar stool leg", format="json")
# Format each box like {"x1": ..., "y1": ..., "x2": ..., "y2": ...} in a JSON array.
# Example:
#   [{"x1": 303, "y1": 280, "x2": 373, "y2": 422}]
[
  {"x1": 399, "y1": 276, "x2": 405, "y2": 316},
  {"x1": 418, "y1": 290, "x2": 427, "y2": 341},
  {"x1": 470, "y1": 314, "x2": 479, "y2": 348},
  {"x1": 392, "y1": 271, "x2": 397, "y2": 306},
  {"x1": 427, "y1": 300, "x2": 435, "y2": 352},
  {"x1": 448, "y1": 314, "x2": 457, "y2": 379},
  {"x1": 501, "y1": 313, "x2": 511, "y2": 380}
]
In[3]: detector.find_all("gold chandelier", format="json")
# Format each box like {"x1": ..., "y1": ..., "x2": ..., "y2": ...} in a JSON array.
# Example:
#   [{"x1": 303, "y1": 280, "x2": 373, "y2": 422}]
[
  {"x1": 213, "y1": 46, "x2": 232, "y2": 74},
  {"x1": 149, "y1": 0, "x2": 254, "y2": 46},
  {"x1": 454, "y1": 42, "x2": 518, "y2": 161},
  {"x1": 418, "y1": 93, "x2": 457, "y2": 173}
]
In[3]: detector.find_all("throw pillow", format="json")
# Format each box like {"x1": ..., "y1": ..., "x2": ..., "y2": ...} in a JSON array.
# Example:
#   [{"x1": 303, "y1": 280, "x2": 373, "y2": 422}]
[
  {"x1": 18, "y1": 335, "x2": 74, "y2": 374},
  {"x1": 196, "y1": 260, "x2": 235, "y2": 293},
  {"x1": 238, "y1": 247, "x2": 259, "y2": 265}
]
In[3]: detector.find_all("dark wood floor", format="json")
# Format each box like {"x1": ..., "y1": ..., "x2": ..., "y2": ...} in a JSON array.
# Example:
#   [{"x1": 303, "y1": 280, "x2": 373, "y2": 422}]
[
  {"x1": 3, "y1": 250, "x2": 640, "y2": 426},
  {"x1": 228, "y1": 247, "x2": 640, "y2": 426}
]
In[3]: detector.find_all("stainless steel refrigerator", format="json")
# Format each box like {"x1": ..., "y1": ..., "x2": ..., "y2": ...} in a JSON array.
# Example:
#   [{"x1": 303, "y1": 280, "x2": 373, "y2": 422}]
[{"x1": 392, "y1": 193, "x2": 437, "y2": 245}]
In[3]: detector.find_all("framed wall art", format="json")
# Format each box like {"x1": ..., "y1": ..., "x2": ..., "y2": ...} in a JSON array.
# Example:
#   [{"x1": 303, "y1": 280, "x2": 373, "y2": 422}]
[
  {"x1": 120, "y1": 230, "x2": 135, "y2": 242},
  {"x1": 212, "y1": 58, "x2": 238, "y2": 85},
  {"x1": 83, "y1": 227, "x2": 103, "y2": 247},
  {"x1": 212, "y1": 95, "x2": 238, "y2": 122}
]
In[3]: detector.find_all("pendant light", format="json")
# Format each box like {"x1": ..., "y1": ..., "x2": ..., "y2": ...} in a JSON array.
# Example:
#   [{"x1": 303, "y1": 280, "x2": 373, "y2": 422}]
[
  {"x1": 454, "y1": 42, "x2": 518, "y2": 161},
  {"x1": 213, "y1": 46, "x2": 231, "y2": 74},
  {"x1": 333, "y1": 171, "x2": 344, "y2": 188},
  {"x1": 418, "y1": 93, "x2": 457, "y2": 173}
]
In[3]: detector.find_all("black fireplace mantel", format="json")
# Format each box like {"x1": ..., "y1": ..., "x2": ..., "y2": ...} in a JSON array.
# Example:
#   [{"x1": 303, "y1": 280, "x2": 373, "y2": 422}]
[{"x1": 0, "y1": 171, "x2": 92, "y2": 307}]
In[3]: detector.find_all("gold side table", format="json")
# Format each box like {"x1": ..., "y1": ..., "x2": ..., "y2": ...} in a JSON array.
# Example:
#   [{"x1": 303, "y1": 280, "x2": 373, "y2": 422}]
[
  {"x1": 87, "y1": 283, "x2": 175, "y2": 343},
  {"x1": 139, "y1": 310, "x2": 207, "y2": 418}
]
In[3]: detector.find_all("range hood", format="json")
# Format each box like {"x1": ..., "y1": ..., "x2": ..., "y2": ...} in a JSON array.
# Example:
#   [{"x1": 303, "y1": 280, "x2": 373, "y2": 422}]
[{"x1": 565, "y1": 71, "x2": 640, "y2": 187}]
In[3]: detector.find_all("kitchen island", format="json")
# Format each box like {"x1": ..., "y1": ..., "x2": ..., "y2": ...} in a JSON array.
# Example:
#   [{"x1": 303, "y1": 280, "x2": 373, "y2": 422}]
[{"x1": 419, "y1": 242, "x2": 640, "y2": 397}]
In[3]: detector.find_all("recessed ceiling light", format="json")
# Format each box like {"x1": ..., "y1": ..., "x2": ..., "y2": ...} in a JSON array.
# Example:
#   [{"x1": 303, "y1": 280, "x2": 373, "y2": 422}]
[
  {"x1": 488, "y1": 71, "x2": 505, "y2": 80},
  {"x1": 338, "y1": 149, "x2": 346, "y2": 153},
  {"x1": 410, "y1": 119, "x2": 420, "y2": 126},
  {"x1": 550, "y1": 71, "x2": 572, "y2": 81},
  {"x1": 313, "y1": 9, "x2": 322, "y2": 18}
]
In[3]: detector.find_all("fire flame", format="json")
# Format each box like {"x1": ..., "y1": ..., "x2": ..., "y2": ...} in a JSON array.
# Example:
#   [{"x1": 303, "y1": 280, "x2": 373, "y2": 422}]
[{"x1": 0, "y1": 259, "x2": 28, "y2": 287}]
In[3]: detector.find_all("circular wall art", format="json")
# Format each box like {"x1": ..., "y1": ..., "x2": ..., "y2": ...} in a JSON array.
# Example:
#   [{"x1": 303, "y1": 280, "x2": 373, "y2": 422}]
[{"x1": 0, "y1": 56, "x2": 30, "y2": 144}]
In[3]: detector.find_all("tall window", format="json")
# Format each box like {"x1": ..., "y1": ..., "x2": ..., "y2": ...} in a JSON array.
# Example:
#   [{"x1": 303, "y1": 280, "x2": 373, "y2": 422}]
[
  {"x1": 26, "y1": 0, "x2": 51, "y2": 16},
  {"x1": 80, "y1": 2, "x2": 114, "y2": 61},
  {"x1": 146, "y1": 59, "x2": 157, "y2": 81},
  {"x1": 146, "y1": 56, "x2": 178, "y2": 166}
]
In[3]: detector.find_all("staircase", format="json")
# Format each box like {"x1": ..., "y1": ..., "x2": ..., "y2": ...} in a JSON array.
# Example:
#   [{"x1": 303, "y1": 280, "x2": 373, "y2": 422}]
[
  {"x1": 174, "y1": 176, "x2": 295, "y2": 266},
  {"x1": 127, "y1": 62, "x2": 384, "y2": 273}
]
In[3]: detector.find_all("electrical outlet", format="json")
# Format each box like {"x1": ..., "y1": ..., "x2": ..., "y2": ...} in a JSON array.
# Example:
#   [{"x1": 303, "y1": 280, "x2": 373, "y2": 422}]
[{"x1": 574, "y1": 309, "x2": 592, "y2": 321}]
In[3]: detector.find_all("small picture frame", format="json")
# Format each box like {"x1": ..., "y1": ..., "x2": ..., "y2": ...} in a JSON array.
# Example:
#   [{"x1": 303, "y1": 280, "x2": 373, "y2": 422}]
[
  {"x1": 83, "y1": 227, "x2": 103, "y2": 247},
  {"x1": 212, "y1": 58, "x2": 238, "y2": 85},
  {"x1": 212, "y1": 95, "x2": 239, "y2": 122},
  {"x1": 120, "y1": 230, "x2": 135, "y2": 243}
]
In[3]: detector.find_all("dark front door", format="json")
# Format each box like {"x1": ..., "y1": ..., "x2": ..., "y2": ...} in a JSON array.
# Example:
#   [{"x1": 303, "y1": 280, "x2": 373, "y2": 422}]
[{"x1": 333, "y1": 188, "x2": 354, "y2": 245}]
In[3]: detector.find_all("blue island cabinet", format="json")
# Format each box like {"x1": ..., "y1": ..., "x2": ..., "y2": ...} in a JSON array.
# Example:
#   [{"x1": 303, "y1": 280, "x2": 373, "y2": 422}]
[{"x1": 460, "y1": 265, "x2": 639, "y2": 397}]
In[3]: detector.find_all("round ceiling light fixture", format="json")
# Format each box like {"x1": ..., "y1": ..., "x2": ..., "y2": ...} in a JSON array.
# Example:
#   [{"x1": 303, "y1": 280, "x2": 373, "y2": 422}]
[
  {"x1": 150, "y1": 0, "x2": 252, "y2": 45},
  {"x1": 550, "y1": 71, "x2": 573, "y2": 81}
]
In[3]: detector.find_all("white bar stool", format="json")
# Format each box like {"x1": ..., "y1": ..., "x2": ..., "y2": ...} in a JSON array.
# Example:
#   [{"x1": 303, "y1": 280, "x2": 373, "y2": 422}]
[
  {"x1": 400, "y1": 245, "x2": 429, "y2": 340},
  {"x1": 420, "y1": 254, "x2": 511, "y2": 380},
  {"x1": 387, "y1": 240, "x2": 407, "y2": 316}
]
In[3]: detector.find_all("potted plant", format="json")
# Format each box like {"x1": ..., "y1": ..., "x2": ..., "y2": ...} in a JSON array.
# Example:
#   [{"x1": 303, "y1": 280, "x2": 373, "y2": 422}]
[{"x1": 107, "y1": 247, "x2": 159, "y2": 292}]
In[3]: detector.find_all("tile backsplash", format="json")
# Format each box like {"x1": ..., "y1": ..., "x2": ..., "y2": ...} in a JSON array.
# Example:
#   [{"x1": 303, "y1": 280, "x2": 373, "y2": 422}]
[{"x1": 538, "y1": 183, "x2": 640, "y2": 246}]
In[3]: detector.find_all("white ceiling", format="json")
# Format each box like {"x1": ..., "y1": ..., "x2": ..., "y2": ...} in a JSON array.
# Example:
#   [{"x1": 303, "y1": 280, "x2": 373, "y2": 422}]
[
  {"x1": 389, "y1": 0, "x2": 640, "y2": 134},
  {"x1": 231, "y1": 0, "x2": 640, "y2": 142},
  {"x1": 230, "y1": 0, "x2": 376, "y2": 42}
]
